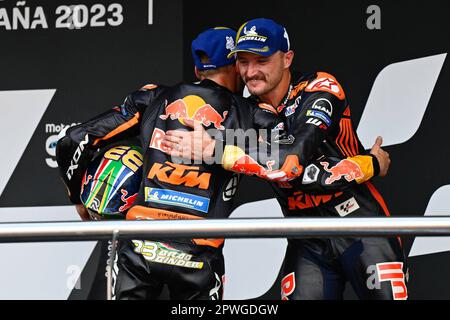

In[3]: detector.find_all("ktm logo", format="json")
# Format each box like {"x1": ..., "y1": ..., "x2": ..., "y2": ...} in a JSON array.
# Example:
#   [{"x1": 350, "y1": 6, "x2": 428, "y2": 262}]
[
  {"x1": 147, "y1": 161, "x2": 211, "y2": 189},
  {"x1": 288, "y1": 191, "x2": 343, "y2": 210}
]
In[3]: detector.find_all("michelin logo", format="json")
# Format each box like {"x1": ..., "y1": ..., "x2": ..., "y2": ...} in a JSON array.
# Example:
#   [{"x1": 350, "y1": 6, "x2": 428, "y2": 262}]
[
  {"x1": 145, "y1": 188, "x2": 210, "y2": 213},
  {"x1": 238, "y1": 25, "x2": 267, "y2": 43},
  {"x1": 226, "y1": 36, "x2": 235, "y2": 51}
]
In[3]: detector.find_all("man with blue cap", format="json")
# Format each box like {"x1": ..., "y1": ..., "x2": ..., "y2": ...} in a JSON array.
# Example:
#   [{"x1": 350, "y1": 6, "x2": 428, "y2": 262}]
[{"x1": 228, "y1": 18, "x2": 408, "y2": 300}]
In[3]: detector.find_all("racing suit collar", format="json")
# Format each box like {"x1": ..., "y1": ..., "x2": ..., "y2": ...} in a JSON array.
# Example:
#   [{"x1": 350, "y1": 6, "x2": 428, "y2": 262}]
[{"x1": 199, "y1": 79, "x2": 233, "y2": 93}]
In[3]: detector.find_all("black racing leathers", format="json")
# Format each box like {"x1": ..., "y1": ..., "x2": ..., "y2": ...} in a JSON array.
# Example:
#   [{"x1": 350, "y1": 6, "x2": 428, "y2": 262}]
[
  {"x1": 56, "y1": 80, "x2": 277, "y2": 228},
  {"x1": 56, "y1": 80, "x2": 284, "y2": 300},
  {"x1": 283, "y1": 73, "x2": 407, "y2": 300},
  {"x1": 56, "y1": 74, "x2": 406, "y2": 300},
  {"x1": 253, "y1": 71, "x2": 408, "y2": 300},
  {"x1": 212, "y1": 71, "x2": 407, "y2": 300}
]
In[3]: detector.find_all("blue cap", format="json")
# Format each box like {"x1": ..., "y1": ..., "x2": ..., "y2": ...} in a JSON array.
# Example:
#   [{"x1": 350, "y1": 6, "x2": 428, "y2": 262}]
[
  {"x1": 227, "y1": 18, "x2": 290, "y2": 58},
  {"x1": 191, "y1": 27, "x2": 237, "y2": 71}
]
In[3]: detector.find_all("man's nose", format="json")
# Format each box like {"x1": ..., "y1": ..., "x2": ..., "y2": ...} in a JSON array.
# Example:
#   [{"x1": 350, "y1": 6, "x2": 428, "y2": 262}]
[{"x1": 246, "y1": 61, "x2": 259, "y2": 78}]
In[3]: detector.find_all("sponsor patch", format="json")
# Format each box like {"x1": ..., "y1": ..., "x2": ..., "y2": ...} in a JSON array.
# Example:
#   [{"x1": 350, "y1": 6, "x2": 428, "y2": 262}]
[
  {"x1": 307, "y1": 110, "x2": 332, "y2": 126},
  {"x1": 281, "y1": 272, "x2": 295, "y2": 300},
  {"x1": 145, "y1": 187, "x2": 210, "y2": 213},
  {"x1": 159, "y1": 96, "x2": 228, "y2": 130},
  {"x1": 335, "y1": 197, "x2": 360, "y2": 217},
  {"x1": 306, "y1": 118, "x2": 323, "y2": 127},
  {"x1": 311, "y1": 98, "x2": 333, "y2": 117},
  {"x1": 132, "y1": 240, "x2": 204, "y2": 269},
  {"x1": 284, "y1": 97, "x2": 301, "y2": 117},
  {"x1": 302, "y1": 164, "x2": 320, "y2": 185},
  {"x1": 375, "y1": 262, "x2": 408, "y2": 300},
  {"x1": 289, "y1": 191, "x2": 343, "y2": 210},
  {"x1": 149, "y1": 128, "x2": 168, "y2": 152},
  {"x1": 272, "y1": 122, "x2": 285, "y2": 131},
  {"x1": 223, "y1": 174, "x2": 239, "y2": 201},
  {"x1": 148, "y1": 161, "x2": 211, "y2": 190},
  {"x1": 321, "y1": 159, "x2": 364, "y2": 185}
]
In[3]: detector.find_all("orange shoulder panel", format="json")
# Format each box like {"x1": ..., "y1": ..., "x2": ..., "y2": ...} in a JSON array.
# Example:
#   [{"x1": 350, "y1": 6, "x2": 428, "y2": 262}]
[{"x1": 305, "y1": 72, "x2": 345, "y2": 100}]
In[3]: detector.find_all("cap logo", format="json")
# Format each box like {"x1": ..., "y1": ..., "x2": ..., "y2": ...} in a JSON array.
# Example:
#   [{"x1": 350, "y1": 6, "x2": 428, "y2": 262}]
[
  {"x1": 237, "y1": 24, "x2": 267, "y2": 44},
  {"x1": 243, "y1": 26, "x2": 258, "y2": 36},
  {"x1": 226, "y1": 36, "x2": 235, "y2": 51}
]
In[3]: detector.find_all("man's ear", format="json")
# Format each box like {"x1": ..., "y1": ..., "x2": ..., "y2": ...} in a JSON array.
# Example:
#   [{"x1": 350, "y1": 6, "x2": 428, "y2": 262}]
[
  {"x1": 194, "y1": 66, "x2": 201, "y2": 80},
  {"x1": 284, "y1": 50, "x2": 294, "y2": 69}
]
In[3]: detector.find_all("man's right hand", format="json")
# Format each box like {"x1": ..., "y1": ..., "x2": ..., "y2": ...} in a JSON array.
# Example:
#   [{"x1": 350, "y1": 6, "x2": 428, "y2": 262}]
[
  {"x1": 160, "y1": 119, "x2": 216, "y2": 161},
  {"x1": 370, "y1": 136, "x2": 391, "y2": 177}
]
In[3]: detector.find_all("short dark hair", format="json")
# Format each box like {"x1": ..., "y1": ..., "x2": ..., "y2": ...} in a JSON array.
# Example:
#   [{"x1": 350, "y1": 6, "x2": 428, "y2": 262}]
[{"x1": 197, "y1": 52, "x2": 234, "y2": 76}]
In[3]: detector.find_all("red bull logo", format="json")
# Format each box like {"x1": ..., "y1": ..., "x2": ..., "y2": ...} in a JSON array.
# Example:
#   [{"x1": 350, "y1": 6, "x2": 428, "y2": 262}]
[
  {"x1": 119, "y1": 189, "x2": 138, "y2": 212},
  {"x1": 320, "y1": 159, "x2": 364, "y2": 185},
  {"x1": 159, "y1": 95, "x2": 228, "y2": 130}
]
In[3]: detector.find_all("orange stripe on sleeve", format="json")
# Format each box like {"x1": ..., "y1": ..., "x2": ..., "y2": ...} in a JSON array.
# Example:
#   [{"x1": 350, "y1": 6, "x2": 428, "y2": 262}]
[
  {"x1": 93, "y1": 113, "x2": 140, "y2": 146},
  {"x1": 346, "y1": 121, "x2": 358, "y2": 156},
  {"x1": 336, "y1": 120, "x2": 348, "y2": 156},
  {"x1": 338, "y1": 120, "x2": 352, "y2": 157},
  {"x1": 343, "y1": 106, "x2": 351, "y2": 117},
  {"x1": 366, "y1": 181, "x2": 391, "y2": 217}
]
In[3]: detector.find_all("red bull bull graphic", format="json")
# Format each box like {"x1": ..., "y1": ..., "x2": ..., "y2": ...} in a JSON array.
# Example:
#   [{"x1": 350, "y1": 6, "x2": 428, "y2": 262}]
[
  {"x1": 192, "y1": 104, "x2": 228, "y2": 130},
  {"x1": 320, "y1": 159, "x2": 364, "y2": 185},
  {"x1": 223, "y1": 146, "x2": 302, "y2": 182},
  {"x1": 119, "y1": 189, "x2": 138, "y2": 212},
  {"x1": 159, "y1": 95, "x2": 228, "y2": 130},
  {"x1": 159, "y1": 99, "x2": 189, "y2": 121}
]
